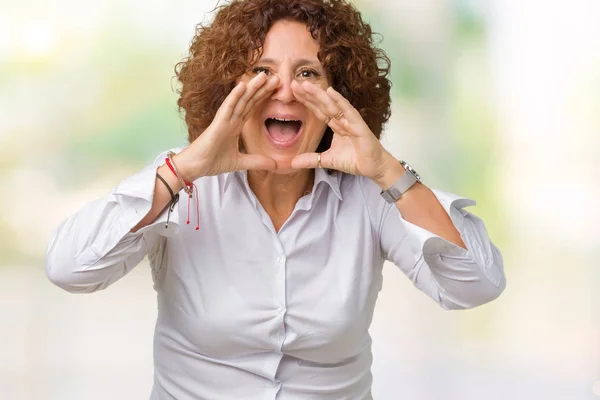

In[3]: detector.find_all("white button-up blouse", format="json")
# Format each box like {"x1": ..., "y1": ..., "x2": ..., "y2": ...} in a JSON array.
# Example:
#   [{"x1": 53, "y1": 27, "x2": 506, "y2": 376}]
[{"x1": 45, "y1": 148, "x2": 506, "y2": 400}]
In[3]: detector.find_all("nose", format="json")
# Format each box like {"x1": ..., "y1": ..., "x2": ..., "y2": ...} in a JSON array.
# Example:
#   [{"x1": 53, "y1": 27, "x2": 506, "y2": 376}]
[{"x1": 271, "y1": 73, "x2": 296, "y2": 103}]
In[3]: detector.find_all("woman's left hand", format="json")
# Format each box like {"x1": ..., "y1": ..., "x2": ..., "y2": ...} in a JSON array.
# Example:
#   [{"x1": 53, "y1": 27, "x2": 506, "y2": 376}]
[{"x1": 290, "y1": 81, "x2": 394, "y2": 182}]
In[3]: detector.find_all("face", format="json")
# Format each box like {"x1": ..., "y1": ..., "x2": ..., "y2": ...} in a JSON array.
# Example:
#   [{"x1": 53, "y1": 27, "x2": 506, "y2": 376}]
[{"x1": 240, "y1": 20, "x2": 330, "y2": 173}]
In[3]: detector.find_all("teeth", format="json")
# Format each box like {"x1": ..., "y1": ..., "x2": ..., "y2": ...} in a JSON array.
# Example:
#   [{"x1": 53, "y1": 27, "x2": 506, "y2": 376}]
[{"x1": 272, "y1": 118, "x2": 299, "y2": 122}]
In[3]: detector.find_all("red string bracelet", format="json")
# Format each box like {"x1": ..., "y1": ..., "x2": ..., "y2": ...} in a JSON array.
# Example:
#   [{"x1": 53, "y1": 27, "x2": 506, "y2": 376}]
[
  {"x1": 164, "y1": 154, "x2": 200, "y2": 230},
  {"x1": 165, "y1": 157, "x2": 193, "y2": 197}
]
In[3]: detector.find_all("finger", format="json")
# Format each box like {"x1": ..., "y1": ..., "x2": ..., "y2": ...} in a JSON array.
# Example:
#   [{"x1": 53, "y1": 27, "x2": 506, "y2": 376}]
[
  {"x1": 216, "y1": 81, "x2": 247, "y2": 120},
  {"x1": 292, "y1": 89, "x2": 347, "y2": 134},
  {"x1": 238, "y1": 154, "x2": 278, "y2": 171},
  {"x1": 230, "y1": 72, "x2": 268, "y2": 119},
  {"x1": 300, "y1": 82, "x2": 341, "y2": 119},
  {"x1": 291, "y1": 152, "x2": 322, "y2": 170},
  {"x1": 300, "y1": 83, "x2": 365, "y2": 133},
  {"x1": 292, "y1": 89, "x2": 328, "y2": 121},
  {"x1": 326, "y1": 86, "x2": 365, "y2": 126},
  {"x1": 311, "y1": 84, "x2": 368, "y2": 136},
  {"x1": 231, "y1": 72, "x2": 269, "y2": 119},
  {"x1": 241, "y1": 76, "x2": 280, "y2": 120},
  {"x1": 292, "y1": 82, "x2": 344, "y2": 124}
]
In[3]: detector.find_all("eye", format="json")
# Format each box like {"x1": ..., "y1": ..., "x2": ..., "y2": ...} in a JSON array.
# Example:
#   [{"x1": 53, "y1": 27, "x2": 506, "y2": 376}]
[
  {"x1": 251, "y1": 66, "x2": 271, "y2": 75},
  {"x1": 298, "y1": 68, "x2": 320, "y2": 79}
]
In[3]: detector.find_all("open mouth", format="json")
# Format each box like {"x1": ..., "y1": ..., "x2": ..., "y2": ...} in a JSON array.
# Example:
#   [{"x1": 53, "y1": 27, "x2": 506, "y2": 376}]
[{"x1": 264, "y1": 117, "x2": 303, "y2": 148}]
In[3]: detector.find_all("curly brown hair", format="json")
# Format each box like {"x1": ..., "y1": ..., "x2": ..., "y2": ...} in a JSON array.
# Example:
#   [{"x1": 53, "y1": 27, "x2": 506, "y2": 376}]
[{"x1": 175, "y1": 0, "x2": 392, "y2": 153}]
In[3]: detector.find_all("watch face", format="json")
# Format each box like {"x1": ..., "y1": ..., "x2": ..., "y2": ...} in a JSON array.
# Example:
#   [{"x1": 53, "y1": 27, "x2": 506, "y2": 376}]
[{"x1": 400, "y1": 161, "x2": 422, "y2": 182}]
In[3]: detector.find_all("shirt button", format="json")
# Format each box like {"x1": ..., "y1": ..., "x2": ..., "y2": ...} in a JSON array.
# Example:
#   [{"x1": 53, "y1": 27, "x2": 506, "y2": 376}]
[
  {"x1": 277, "y1": 256, "x2": 286, "y2": 264},
  {"x1": 277, "y1": 306, "x2": 286, "y2": 314}
]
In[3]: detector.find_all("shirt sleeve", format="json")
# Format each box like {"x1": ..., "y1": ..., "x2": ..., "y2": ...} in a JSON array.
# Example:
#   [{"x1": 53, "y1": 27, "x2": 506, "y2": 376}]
[
  {"x1": 359, "y1": 176, "x2": 506, "y2": 310},
  {"x1": 45, "y1": 148, "x2": 183, "y2": 294}
]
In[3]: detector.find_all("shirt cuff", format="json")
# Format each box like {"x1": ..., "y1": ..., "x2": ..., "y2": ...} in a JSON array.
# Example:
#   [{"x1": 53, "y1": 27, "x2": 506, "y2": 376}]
[
  {"x1": 398, "y1": 189, "x2": 503, "y2": 288},
  {"x1": 113, "y1": 151, "x2": 183, "y2": 236},
  {"x1": 73, "y1": 150, "x2": 183, "y2": 268}
]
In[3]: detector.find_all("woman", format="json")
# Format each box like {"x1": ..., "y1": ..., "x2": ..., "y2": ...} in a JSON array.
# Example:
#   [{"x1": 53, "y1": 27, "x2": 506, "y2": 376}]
[{"x1": 45, "y1": 0, "x2": 506, "y2": 398}]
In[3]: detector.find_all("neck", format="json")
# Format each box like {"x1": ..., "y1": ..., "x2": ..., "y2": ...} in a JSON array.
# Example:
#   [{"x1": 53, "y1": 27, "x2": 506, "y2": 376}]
[{"x1": 247, "y1": 169, "x2": 314, "y2": 215}]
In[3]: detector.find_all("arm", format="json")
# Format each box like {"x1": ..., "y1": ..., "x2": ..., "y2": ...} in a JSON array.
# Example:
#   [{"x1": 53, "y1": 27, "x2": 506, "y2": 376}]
[
  {"x1": 373, "y1": 152, "x2": 467, "y2": 248},
  {"x1": 45, "y1": 149, "x2": 184, "y2": 293},
  {"x1": 286, "y1": 82, "x2": 505, "y2": 309},
  {"x1": 360, "y1": 161, "x2": 506, "y2": 310},
  {"x1": 131, "y1": 162, "x2": 184, "y2": 233},
  {"x1": 45, "y1": 73, "x2": 281, "y2": 294}
]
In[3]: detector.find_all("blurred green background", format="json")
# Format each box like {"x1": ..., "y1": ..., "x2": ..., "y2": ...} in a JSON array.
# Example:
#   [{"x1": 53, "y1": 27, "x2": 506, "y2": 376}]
[{"x1": 1, "y1": 0, "x2": 598, "y2": 399}]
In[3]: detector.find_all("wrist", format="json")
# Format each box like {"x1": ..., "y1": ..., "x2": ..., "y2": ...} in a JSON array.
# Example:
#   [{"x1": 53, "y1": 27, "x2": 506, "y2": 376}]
[
  {"x1": 372, "y1": 152, "x2": 406, "y2": 190},
  {"x1": 157, "y1": 164, "x2": 184, "y2": 193},
  {"x1": 172, "y1": 149, "x2": 200, "y2": 183}
]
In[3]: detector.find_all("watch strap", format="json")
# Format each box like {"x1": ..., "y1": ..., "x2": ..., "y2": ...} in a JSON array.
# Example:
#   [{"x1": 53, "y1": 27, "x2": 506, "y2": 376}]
[{"x1": 380, "y1": 162, "x2": 419, "y2": 203}]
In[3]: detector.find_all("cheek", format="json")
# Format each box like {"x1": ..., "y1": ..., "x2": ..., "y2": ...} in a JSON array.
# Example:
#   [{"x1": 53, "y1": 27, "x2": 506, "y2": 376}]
[{"x1": 315, "y1": 80, "x2": 330, "y2": 90}]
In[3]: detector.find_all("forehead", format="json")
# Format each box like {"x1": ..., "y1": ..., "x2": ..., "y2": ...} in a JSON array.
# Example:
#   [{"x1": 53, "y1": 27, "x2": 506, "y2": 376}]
[{"x1": 260, "y1": 20, "x2": 321, "y2": 60}]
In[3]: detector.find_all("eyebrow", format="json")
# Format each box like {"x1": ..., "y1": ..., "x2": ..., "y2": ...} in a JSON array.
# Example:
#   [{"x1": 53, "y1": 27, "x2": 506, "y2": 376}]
[{"x1": 256, "y1": 57, "x2": 324, "y2": 70}]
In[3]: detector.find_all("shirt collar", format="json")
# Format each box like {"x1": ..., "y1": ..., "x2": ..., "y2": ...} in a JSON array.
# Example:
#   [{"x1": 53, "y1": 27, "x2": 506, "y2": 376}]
[
  {"x1": 314, "y1": 168, "x2": 343, "y2": 200},
  {"x1": 222, "y1": 169, "x2": 343, "y2": 201}
]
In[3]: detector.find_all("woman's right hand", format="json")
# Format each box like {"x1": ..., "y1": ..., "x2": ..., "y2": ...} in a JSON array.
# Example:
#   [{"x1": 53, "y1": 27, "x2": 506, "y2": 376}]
[{"x1": 172, "y1": 72, "x2": 280, "y2": 181}]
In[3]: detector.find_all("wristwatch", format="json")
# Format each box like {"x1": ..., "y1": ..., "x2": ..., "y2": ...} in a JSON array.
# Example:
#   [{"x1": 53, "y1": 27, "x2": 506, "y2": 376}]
[{"x1": 380, "y1": 160, "x2": 422, "y2": 203}]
